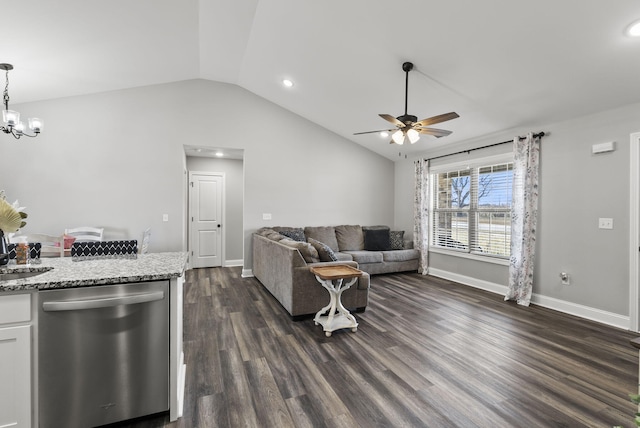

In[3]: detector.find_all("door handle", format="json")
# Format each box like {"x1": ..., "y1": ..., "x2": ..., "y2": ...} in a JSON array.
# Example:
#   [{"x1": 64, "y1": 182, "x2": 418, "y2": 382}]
[
  {"x1": 42, "y1": 291, "x2": 165, "y2": 312},
  {"x1": 217, "y1": 224, "x2": 221, "y2": 228}
]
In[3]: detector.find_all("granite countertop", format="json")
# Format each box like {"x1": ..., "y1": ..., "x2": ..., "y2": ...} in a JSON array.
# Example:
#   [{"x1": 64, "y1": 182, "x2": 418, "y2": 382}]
[{"x1": 0, "y1": 252, "x2": 189, "y2": 292}]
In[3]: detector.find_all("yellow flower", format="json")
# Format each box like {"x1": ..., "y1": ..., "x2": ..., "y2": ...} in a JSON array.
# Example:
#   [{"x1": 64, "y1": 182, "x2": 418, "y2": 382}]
[{"x1": 0, "y1": 198, "x2": 24, "y2": 233}]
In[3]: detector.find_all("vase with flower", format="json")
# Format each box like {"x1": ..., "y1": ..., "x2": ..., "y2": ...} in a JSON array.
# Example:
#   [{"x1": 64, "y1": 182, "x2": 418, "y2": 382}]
[{"x1": 0, "y1": 190, "x2": 28, "y2": 266}]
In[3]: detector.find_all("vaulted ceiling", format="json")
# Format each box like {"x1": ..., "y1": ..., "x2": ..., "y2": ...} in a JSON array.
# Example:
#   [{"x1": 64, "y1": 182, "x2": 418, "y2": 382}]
[{"x1": 5, "y1": 0, "x2": 640, "y2": 160}]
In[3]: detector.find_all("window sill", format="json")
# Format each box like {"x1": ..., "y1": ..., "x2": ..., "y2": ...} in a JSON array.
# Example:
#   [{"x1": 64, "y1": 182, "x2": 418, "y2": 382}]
[{"x1": 429, "y1": 247, "x2": 510, "y2": 266}]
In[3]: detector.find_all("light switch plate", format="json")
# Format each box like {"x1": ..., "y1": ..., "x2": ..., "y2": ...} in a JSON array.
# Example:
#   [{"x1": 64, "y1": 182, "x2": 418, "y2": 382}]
[
  {"x1": 163, "y1": 214, "x2": 169, "y2": 222},
  {"x1": 262, "y1": 213, "x2": 272, "y2": 220},
  {"x1": 598, "y1": 217, "x2": 613, "y2": 229}
]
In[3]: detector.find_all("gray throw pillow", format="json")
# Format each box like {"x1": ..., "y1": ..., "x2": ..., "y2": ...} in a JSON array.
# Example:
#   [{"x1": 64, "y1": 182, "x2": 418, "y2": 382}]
[
  {"x1": 304, "y1": 226, "x2": 339, "y2": 252},
  {"x1": 279, "y1": 238, "x2": 319, "y2": 263},
  {"x1": 389, "y1": 230, "x2": 404, "y2": 250},
  {"x1": 307, "y1": 238, "x2": 338, "y2": 262}
]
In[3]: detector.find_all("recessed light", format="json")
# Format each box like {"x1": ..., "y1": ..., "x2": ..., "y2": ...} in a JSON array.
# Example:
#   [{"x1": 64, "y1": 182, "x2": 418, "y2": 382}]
[
  {"x1": 282, "y1": 79, "x2": 294, "y2": 88},
  {"x1": 215, "y1": 152, "x2": 223, "y2": 157},
  {"x1": 626, "y1": 20, "x2": 640, "y2": 37},
  {"x1": 380, "y1": 131, "x2": 389, "y2": 138}
]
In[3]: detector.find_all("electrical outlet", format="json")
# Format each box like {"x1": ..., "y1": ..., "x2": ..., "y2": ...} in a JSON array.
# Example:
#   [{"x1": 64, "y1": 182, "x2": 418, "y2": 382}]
[{"x1": 598, "y1": 218, "x2": 613, "y2": 229}]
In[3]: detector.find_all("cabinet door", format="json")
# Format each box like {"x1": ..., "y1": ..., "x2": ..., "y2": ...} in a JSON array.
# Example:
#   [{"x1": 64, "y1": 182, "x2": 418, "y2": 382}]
[{"x1": 0, "y1": 325, "x2": 31, "y2": 428}]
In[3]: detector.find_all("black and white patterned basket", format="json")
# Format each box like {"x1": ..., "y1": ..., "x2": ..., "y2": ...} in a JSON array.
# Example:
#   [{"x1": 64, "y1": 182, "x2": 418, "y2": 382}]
[
  {"x1": 7, "y1": 242, "x2": 42, "y2": 260},
  {"x1": 71, "y1": 240, "x2": 138, "y2": 261}
]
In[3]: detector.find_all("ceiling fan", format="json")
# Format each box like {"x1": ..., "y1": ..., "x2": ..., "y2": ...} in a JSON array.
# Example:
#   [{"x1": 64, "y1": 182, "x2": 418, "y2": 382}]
[{"x1": 354, "y1": 62, "x2": 459, "y2": 145}]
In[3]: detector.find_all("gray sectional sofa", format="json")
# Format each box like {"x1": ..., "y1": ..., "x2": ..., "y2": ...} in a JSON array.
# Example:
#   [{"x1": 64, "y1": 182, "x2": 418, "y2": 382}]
[{"x1": 252, "y1": 224, "x2": 419, "y2": 318}]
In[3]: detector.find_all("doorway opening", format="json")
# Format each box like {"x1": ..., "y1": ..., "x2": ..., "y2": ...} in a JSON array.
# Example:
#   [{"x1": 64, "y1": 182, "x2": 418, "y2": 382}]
[{"x1": 184, "y1": 146, "x2": 244, "y2": 269}]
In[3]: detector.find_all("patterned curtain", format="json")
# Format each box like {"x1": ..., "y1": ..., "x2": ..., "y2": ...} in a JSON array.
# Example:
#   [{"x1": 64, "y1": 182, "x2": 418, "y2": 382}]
[
  {"x1": 505, "y1": 133, "x2": 541, "y2": 306},
  {"x1": 413, "y1": 159, "x2": 430, "y2": 275}
]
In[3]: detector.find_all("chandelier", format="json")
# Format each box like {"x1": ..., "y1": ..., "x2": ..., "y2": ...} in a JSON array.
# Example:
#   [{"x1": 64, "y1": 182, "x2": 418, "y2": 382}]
[{"x1": 1, "y1": 64, "x2": 43, "y2": 139}]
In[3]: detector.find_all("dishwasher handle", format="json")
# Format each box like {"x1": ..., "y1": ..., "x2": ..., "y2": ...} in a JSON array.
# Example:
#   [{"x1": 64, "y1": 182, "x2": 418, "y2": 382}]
[{"x1": 42, "y1": 291, "x2": 165, "y2": 312}]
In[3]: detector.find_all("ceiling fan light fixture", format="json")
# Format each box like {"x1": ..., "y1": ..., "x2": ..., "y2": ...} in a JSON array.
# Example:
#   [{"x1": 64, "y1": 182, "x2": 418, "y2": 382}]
[
  {"x1": 353, "y1": 61, "x2": 459, "y2": 145},
  {"x1": 392, "y1": 130, "x2": 405, "y2": 145},
  {"x1": 407, "y1": 128, "x2": 420, "y2": 144},
  {"x1": 627, "y1": 20, "x2": 640, "y2": 37}
]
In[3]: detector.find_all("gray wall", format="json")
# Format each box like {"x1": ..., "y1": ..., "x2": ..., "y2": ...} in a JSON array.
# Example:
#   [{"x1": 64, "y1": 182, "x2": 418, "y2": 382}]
[
  {"x1": 395, "y1": 101, "x2": 640, "y2": 318},
  {"x1": 186, "y1": 156, "x2": 244, "y2": 263},
  {"x1": 0, "y1": 79, "x2": 394, "y2": 271}
]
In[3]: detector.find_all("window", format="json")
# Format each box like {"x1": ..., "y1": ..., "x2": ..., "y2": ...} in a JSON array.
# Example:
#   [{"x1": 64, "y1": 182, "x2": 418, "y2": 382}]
[{"x1": 431, "y1": 157, "x2": 513, "y2": 258}]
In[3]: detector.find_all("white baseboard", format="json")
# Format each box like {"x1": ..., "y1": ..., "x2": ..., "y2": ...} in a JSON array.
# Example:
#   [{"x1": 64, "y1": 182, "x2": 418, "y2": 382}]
[
  {"x1": 241, "y1": 269, "x2": 253, "y2": 278},
  {"x1": 429, "y1": 268, "x2": 507, "y2": 295},
  {"x1": 531, "y1": 294, "x2": 630, "y2": 330},
  {"x1": 428, "y1": 268, "x2": 630, "y2": 330},
  {"x1": 224, "y1": 259, "x2": 243, "y2": 267}
]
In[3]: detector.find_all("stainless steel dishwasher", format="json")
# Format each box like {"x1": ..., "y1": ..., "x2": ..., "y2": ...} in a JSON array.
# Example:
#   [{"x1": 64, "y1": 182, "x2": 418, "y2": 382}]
[{"x1": 38, "y1": 281, "x2": 169, "y2": 428}]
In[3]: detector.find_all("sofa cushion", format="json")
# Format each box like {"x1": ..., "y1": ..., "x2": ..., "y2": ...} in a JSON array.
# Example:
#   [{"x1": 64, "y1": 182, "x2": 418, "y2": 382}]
[
  {"x1": 334, "y1": 252, "x2": 354, "y2": 262},
  {"x1": 335, "y1": 225, "x2": 364, "y2": 251},
  {"x1": 276, "y1": 228, "x2": 306, "y2": 242},
  {"x1": 304, "y1": 226, "x2": 339, "y2": 252},
  {"x1": 382, "y1": 249, "x2": 420, "y2": 262},
  {"x1": 308, "y1": 238, "x2": 338, "y2": 261},
  {"x1": 343, "y1": 250, "x2": 384, "y2": 264},
  {"x1": 389, "y1": 230, "x2": 405, "y2": 250},
  {"x1": 279, "y1": 238, "x2": 320, "y2": 263},
  {"x1": 363, "y1": 227, "x2": 391, "y2": 251}
]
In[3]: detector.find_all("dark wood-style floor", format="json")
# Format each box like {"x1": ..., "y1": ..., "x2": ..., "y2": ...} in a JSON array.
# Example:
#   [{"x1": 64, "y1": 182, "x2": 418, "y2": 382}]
[{"x1": 118, "y1": 267, "x2": 640, "y2": 428}]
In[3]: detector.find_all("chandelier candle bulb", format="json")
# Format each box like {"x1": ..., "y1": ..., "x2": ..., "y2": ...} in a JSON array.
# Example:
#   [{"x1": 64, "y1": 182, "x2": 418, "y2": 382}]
[
  {"x1": 28, "y1": 118, "x2": 42, "y2": 133},
  {"x1": 2, "y1": 109, "x2": 18, "y2": 126}
]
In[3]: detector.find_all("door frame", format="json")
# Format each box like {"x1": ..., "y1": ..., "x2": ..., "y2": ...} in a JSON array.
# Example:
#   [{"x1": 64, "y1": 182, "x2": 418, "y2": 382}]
[
  {"x1": 629, "y1": 132, "x2": 640, "y2": 332},
  {"x1": 188, "y1": 171, "x2": 225, "y2": 269}
]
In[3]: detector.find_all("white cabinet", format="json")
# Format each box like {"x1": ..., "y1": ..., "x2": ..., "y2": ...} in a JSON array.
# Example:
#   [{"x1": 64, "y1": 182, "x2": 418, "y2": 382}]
[{"x1": 0, "y1": 293, "x2": 32, "y2": 428}]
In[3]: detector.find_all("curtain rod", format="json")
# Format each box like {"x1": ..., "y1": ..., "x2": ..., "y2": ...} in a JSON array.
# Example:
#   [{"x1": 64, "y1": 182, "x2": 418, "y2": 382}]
[{"x1": 424, "y1": 131, "x2": 546, "y2": 162}]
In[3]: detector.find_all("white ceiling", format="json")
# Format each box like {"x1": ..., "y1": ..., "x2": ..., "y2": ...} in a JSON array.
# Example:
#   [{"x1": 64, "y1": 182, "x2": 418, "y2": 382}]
[{"x1": 4, "y1": 0, "x2": 640, "y2": 160}]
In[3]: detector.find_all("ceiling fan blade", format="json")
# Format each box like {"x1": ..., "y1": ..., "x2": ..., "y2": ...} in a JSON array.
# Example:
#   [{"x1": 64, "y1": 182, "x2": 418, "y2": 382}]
[
  {"x1": 417, "y1": 127, "x2": 453, "y2": 137},
  {"x1": 379, "y1": 114, "x2": 405, "y2": 128},
  {"x1": 353, "y1": 128, "x2": 396, "y2": 136},
  {"x1": 415, "y1": 112, "x2": 459, "y2": 127}
]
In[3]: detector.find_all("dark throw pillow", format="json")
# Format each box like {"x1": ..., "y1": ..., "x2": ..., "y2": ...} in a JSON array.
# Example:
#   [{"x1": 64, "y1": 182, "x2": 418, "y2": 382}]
[
  {"x1": 307, "y1": 238, "x2": 338, "y2": 262},
  {"x1": 389, "y1": 230, "x2": 405, "y2": 250},
  {"x1": 363, "y1": 228, "x2": 391, "y2": 251},
  {"x1": 279, "y1": 229, "x2": 306, "y2": 242}
]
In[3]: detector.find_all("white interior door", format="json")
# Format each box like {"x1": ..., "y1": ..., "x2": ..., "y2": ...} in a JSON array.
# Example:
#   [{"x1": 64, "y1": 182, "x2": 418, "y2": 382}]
[{"x1": 189, "y1": 172, "x2": 223, "y2": 268}]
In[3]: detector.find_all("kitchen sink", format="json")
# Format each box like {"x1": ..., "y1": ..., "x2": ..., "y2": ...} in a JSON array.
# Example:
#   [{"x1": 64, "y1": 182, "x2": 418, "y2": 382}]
[{"x1": 0, "y1": 267, "x2": 53, "y2": 281}]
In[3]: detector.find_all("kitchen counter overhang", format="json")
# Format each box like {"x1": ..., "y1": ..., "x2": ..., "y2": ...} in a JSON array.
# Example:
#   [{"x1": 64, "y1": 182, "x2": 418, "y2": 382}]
[{"x1": 0, "y1": 252, "x2": 188, "y2": 291}]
